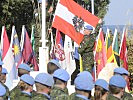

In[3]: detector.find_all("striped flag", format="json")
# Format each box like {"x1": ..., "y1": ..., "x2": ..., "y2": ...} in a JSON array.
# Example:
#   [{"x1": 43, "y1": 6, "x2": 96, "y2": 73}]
[
  {"x1": 112, "y1": 29, "x2": 120, "y2": 66},
  {"x1": 11, "y1": 26, "x2": 22, "y2": 68},
  {"x1": 31, "y1": 25, "x2": 35, "y2": 51},
  {"x1": 52, "y1": 0, "x2": 100, "y2": 45},
  {"x1": 105, "y1": 29, "x2": 114, "y2": 63},
  {"x1": 1, "y1": 26, "x2": 17, "y2": 90}
]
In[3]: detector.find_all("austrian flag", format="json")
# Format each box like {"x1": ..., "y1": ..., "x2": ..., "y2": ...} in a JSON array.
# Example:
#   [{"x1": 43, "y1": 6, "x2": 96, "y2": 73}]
[{"x1": 52, "y1": 0, "x2": 101, "y2": 45}]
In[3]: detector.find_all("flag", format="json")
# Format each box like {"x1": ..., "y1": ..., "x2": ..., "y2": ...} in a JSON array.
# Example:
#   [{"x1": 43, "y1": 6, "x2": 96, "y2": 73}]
[
  {"x1": 31, "y1": 25, "x2": 35, "y2": 51},
  {"x1": 105, "y1": 29, "x2": 114, "y2": 63},
  {"x1": 95, "y1": 28, "x2": 107, "y2": 75},
  {"x1": 50, "y1": 32, "x2": 56, "y2": 59},
  {"x1": 1, "y1": 26, "x2": 17, "y2": 90},
  {"x1": 11, "y1": 26, "x2": 22, "y2": 68},
  {"x1": 112, "y1": 29, "x2": 120, "y2": 66},
  {"x1": 60, "y1": 35, "x2": 76, "y2": 75},
  {"x1": 73, "y1": 42, "x2": 79, "y2": 60},
  {"x1": 54, "y1": 30, "x2": 65, "y2": 61},
  {"x1": 21, "y1": 25, "x2": 39, "y2": 71},
  {"x1": 119, "y1": 28, "x2": 128, "y2": 70},
  {"x1": 52, "y1": 0, "x2": 100, "y2": 45}
]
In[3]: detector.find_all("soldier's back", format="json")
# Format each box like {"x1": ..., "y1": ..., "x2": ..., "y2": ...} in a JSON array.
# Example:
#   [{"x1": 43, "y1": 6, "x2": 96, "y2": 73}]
[
  {"x1": 32, "y1": 92, "x2": 49, "y2": 100},
  {"x1": 107, "y1": 94, "x2": 120, "y2": 100},
  {"x1": 122, "y1": 91, "x2": 133, "y2": 100},
  {"x1": 10, "y1": 85, "x2": 21, "y2": 100},
  {"x1": 50, "y1": 86, "x2": 69, "y2": 100},
  {"x1": 16, "y1": 92, "x2": 31, "y2": 100}
]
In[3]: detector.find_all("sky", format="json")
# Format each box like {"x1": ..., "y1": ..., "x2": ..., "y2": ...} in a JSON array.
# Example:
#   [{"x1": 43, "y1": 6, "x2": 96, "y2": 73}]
[{"x1": 104, "y1": 0, "x2": 133, "y2": 25}]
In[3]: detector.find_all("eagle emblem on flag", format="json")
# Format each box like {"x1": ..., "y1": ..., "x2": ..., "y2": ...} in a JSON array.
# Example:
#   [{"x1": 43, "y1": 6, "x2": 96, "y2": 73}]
[{"x1": 72, "y1": 16, "x2": 84, "y2": 32}]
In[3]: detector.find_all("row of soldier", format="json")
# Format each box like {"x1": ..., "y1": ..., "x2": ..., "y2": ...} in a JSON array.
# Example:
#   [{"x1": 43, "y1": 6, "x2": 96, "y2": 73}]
[{"x1": 0, "y1": 59, "x2": 133, "y2": 100}]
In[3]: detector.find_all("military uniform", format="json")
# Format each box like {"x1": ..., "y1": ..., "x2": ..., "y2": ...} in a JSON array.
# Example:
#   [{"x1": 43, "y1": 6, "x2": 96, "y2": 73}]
[
  {"x1": 107, "y1": 94, "x2": 120, "y2": 100},
  {"x1": 78, "y1": 34, "x2": 95, "y2": 72},
  {"x1": 15, "y1": 92, "x2": 31, "y2": 100},
  {"x1": 50, "y1": 86, "x2": 69, "y2": 100},
  {"x1": 122, "y1": 91, "x2": 133, "y2": 100},
  {"x1": 32, "y1": 92, "x2": 50, "y2": 100},
  {"x1": 10, "y1": 85, "x2": 21, "y2": 100}
]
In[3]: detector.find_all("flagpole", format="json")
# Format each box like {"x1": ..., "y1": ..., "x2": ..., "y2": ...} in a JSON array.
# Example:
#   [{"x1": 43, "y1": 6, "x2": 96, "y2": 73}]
[{"x1": 91, "y1": 0, "x2": 94, "y2": 14}]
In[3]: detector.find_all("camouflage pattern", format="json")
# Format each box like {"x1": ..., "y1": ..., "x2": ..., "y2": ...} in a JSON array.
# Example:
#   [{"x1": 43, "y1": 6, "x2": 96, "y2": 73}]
[
  {"x1": 0, "y1": 81, "x2": 10, "y2": 99},
  {"x1": 50, "y1": 86, "x2": 69, "y2": 100},
  {"x1": 122, "y1": 92, "x2": 133, "y2": 100},
  {"x1": 10, "y1": 85, "x2": 21, "y2": 100},
  {"x1": 107, "y1": 93, "x2": 120, "y2": 100},
  {"x1": 78, "y1": 34, "x2": 95, "y2": 72},
  {"x1": 15, "y1": 92, "x2": 31, "y2": 100},
  {"x1": 64, "y1": 87, "x2": 69, "y2": 95},
  {"x1": 32, "y1": 92, "x2": 49, "y2": 100}
]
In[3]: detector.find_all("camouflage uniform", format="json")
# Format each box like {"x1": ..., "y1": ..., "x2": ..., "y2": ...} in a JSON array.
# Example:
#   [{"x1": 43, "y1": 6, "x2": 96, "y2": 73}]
[
  {"x1": 10, "y1": 85, "x2": 21, "y2": 100},
  {"x1": 122, "y1": 92, "x2": 133, "y2": 100},
  {"x1": 78, "y1": 34, "x2": 95, "y2": 72},
  {"x1": 107, "y1": 94, "x2": 120, "y2": 100},
  {"x1": 15, "y1": 92, "x2": 31, "y2": 100},
  {"x1": 32, "y1": 92, "x2": 50, "y2": 100},
  {"x1": 50, "y1": 86, "x2": 69, "y2": 100},
  {"x1": 0, "y1": 81, "x2": 10, "y2": 99}
]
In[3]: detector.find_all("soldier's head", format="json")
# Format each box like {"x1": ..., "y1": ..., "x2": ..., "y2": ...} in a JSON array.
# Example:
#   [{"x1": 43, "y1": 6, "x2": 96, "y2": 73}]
[
  {"x1": 74, "y1": 72, "x2": 94, "y2": 99},
  {"x1": 94, "y1": 79, "x2": 109, "y2": 100},
  {"x1": 109, "y1": 75, "x2": 126, "y2": 98},
  {"x1": 114, "y1": 67, "x2": 129, "y2": 81},
  {"x1": 47, "y1": 59, "x2": 61, "y2": 75},
  {"x1": 19, "y1": 74, "x2": 34, "y2": 92},
  {"x1": 18, "y1": 63, "x2": 31, "y2": 77},
  {"x1": 0, "y1": 83, "x2": 6, "y2": 98},
  {"x1": 1, "y1": 68, "x2": 8, "y2": 83},
  {"x1": 84, "y1": 25, "x2": 93, "y2": 35},
  {"x1": 53, "y1": 69, "x2": 70, "y2": 89},
  {"x1": 35, "y1": 73, "x2": 54, "y2": 94}
]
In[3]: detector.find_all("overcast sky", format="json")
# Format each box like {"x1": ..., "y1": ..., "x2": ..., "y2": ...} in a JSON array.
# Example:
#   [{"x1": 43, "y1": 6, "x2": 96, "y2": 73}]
[{"x1": 103, "y1": 0, "x2": 133, "y2": 25}]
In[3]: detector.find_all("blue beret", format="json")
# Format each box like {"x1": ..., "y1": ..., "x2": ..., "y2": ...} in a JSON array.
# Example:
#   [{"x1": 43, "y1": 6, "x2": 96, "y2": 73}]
[
  {"x1": 95, "y1": 79, "x2": 109, "y2": 91},
  {"x1": 35, "y1": 73, "x2": 54, "y2": 87},
  {"x1": 20, "y1": 74, "x2": 35, "y2": 85},
  {"x1": 114, "y1": 67, "x2": 129, "y2": 75},
  {"x1": 53, "y1": 69, "x2": 70, "y2": 82},
  {"x1": 38, "y1": 0, "x2": 42, "y2": 3},
  {"x1": 0, "y1": 60, "x2": 4, "y2": 66},
  {"x1": 109, "y1": 75, "x2": 126, "y2": 88},
  {"x1": 18, "y1": 63, "x2": 31, "y2": 72},
  {"x1": 84, "y1": 25, "x2": 93, "y2": 30},
  {"x1": 77, "y1": 71, "x2": 93, "y2": 81},
  {"x1": 1, "y1": 68, "x2": 8, "y2": 74},
  {"x1": 74, "y1": 74, "x2": 94, "y2": 91},
  {"x1": 0, "y1": 83, "x2": 6, "y2": 96},
  {"x1": 49, "y1": 59, "x2": 61, "y2": 68}
]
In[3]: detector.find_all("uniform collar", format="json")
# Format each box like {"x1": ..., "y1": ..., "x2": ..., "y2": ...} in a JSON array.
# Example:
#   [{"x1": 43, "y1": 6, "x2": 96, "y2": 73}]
[
  {"x1": 76, "y1": 94, "x2": 90, "y2": 100},
  {"x1": 38, "y1": 92, "x2": 50, "y2": 99},
  {"x1": 22, "y1": 91, "x2": 31, "y2": 96}
]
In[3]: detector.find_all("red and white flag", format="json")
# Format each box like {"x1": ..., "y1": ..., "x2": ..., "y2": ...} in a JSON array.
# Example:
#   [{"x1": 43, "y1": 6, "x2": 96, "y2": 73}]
[
  {"x1": 52, "y1": 0, "x2": 100, "y2": 45},
  {"x1": 119, "y1": 28, "x2": 128, "y2": 70}
]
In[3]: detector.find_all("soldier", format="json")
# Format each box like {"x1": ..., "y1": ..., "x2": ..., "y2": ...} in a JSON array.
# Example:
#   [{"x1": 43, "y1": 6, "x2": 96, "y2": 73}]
[
  {"x1": 32, "y1": 73, "x2": 54, "y2": 100},
  {"x1": 0, "y1": 68, "x2": 10, "y2": 100},
  {"x1": 114, "y1": 67, "x2": 133, "y2": 99},
  {"x1": 50, "y1": 69, "x2": 70, "y2": 100},
  {"x1": 70, "y1": 71, "x2": 94, "y2": 100},
  {"x1": 94, "y1": 79, "x2": 109, "y2": 100},
  {"x1": 78, "y1": 25, "x2": 95, "y2": 73},
  {"x1": 107, "y1": 75, "x2": 126, "y2": 100},
  {"x1": 16, "y1": 74, "x2": 34, "y2": 100},
  {"x1": 0, "y1": 83, "x2": 6, "y2": 100},
  {"x1": 0, "y1": 60, "x2": 4, "y2": 75},
  {"x1": 47, "y1": 59, "x2": 61, "y2": 75},
  {"x1": 72, "y1": 71, "x2": 94, "y2": 100},
  {"x1": 10, "y1": 63, "x2": 31, "y2": 100}
]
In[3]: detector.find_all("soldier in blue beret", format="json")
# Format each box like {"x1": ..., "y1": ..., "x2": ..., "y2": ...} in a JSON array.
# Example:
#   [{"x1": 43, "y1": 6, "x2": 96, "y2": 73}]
[
  {"x1": 10, "y1": 63, "x2": 31, "y2": 99},
  {"x1": 114, "y1": 67, "x2": 133, "y2": 99},
  {"x1": 94, "y1": 79, "x2": 109, "y2": 100},
  {"x1": 16, "y1": 74, "x2": 34, "y2": 99},
  {"x1": 0, "y1": 60, "x2": 4, "y2": 75},
  {"x1": 47, "y1": 59, "x2": 61, "y2": 75},
  {"x1": 1, "y1": 68, "x2": 8, "y2": 83},
  {"x1": 50, "y1": 69, "x2": 70, "y2": 100},
  {"x1": 107, "y1": 75, "x2": 126, "y2": 100},
  {"x1": 78, "y1": 25, "x2": 95, "y2": 73},
  {"x1": 32, "y1": 73, "x2": 54, "y2": 100},
  {"x1": 0, "y1": 83, "x2": 6, "y2": 99},
  {"x1": 72, "y1": 72, "x2": 94, "y2": 100}
]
